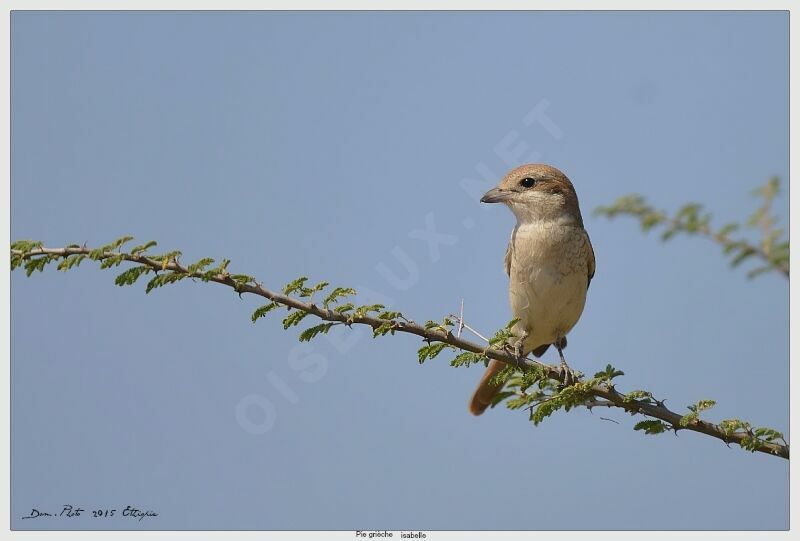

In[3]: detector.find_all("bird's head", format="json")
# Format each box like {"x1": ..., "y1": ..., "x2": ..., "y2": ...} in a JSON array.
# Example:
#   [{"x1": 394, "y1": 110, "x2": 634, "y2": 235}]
[{"x1": 480, "y1": 164, "x2": 583, "y2": 226}]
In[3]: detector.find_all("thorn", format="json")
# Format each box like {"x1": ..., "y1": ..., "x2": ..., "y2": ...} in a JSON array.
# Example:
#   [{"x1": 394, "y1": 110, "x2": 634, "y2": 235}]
[{"x1": 457, "y1": 299, "x2": 465, "y2": 338}]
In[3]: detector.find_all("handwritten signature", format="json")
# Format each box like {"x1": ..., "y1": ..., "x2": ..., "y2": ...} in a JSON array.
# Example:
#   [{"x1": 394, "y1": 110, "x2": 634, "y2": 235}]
[{"x1": 21, "y1": 505, "x2": 158, "y2": 521}]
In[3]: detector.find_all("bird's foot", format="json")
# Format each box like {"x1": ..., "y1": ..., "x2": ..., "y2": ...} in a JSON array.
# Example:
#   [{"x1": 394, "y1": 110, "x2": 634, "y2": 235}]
[
  {"x1": 513, "y1": 330, "x2": 529, "y2": 369},
  {"x1": 554, "y1": 338, "x2": 580, "y2": 387},
  {"x1": 558, "y1": 358, "x2": 579, "y2": 387},
  {"x1": 513, "y1": 341, "x2": 525, "y2": 368}
]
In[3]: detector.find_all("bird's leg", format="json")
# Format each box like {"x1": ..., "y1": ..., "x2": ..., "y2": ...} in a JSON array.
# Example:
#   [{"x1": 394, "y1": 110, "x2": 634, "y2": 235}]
[
  {"x1": 554, "y1": 339, "x2": 577, "y2": 387},
  {"x1": 513, "y1": 329, "x2": 529, "y2": 368}
]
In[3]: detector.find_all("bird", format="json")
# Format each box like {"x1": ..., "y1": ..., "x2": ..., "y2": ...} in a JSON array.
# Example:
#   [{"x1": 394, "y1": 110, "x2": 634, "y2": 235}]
[{"x1": 469, "y1": 164, "x2": 595, "y2": 416}]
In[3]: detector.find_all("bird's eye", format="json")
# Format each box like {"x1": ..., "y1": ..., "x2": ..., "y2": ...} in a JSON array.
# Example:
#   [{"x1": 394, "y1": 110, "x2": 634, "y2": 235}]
[{"x1": 520, "y1": 177, "x2": 536, "y2": 188}]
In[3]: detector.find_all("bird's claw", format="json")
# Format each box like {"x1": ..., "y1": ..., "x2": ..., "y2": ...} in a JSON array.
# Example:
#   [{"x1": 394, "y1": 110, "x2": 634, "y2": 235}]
[
  {"x1": 512, "y1": 329, "x2": 529, "y2": 369},
  {"x1": 553, "y1": 338, "x2": 580, "y2": 388},
  {"x1": 514, "y1": 341, "x2": 526, "y2": 368},
  {"x1": 557, "y1": 359, "x2": 581, "y2": 388}
]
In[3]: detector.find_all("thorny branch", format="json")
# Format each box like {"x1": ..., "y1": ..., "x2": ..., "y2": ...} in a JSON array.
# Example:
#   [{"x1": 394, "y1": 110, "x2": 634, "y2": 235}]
[
  {"x1": 595, "y1": 178, "x2": 789, "y2": 279},
  {"x1": 11, "y1": 242, "x2": 788, "y2": 460}
]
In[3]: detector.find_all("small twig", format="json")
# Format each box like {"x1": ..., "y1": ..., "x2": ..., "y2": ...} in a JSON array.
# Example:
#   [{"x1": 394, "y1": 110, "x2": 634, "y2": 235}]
[
  {"x1": 457, "y1": 299, "x2": 465, "y2": 338},
  {"x1": 449, "y1": 312, "x2": 548, "y2": 370},
  {"x1": 584, "y1": 399, "x2": 616, "y2": 409},
  {"x1": 448, "y1": 313, "x2": 491, "y2": 344}
]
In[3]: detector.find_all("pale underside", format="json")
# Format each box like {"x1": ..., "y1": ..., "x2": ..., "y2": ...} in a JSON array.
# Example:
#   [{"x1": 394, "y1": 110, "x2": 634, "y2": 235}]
[{"x1": 505, "y1": 222, "x2": 595, "y2": 354}]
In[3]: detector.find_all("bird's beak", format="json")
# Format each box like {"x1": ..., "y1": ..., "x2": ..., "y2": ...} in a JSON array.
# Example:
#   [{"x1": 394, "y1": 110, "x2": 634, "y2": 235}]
[{"x1": 480, "y1": 187, "x2": 512, "y2": 204}]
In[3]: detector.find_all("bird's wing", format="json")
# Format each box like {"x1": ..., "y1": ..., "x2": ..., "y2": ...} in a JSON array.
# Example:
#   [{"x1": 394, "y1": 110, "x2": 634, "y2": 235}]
[
  {"x1": 504, "y1": 239, "x2": 512, "y2": 277},
  {"x1": 586, "y1": 231, "x2": 596, "y2": 288}
]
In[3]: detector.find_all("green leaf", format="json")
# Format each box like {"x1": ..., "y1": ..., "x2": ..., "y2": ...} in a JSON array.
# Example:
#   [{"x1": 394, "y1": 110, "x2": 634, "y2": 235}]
[
  {"x1": 377, "y1": 311, "x2": 402, "y2": 321},
  {"x1": 676, "y1": 203, "x2": 702, "y2": 221},
  {"x1": 679, "y1": 399, "x2": 716, "y2": 427},
  {"x1": 716, "y1": 223, "x2": 739, "y2": 239},
  {"x1": 283, "y1": 310, "x2": 310, "y2": 329},
  {"x1": 231, "y1": 274, "x2": 255, "y2": 290},
  {"x1": 57, "y1": 254, "x2": 86, "y2": 272},
  {"x1": 323, "y1": 287, "x2": 357, "y2": 308},
  {"x1": 10, "y1": 254, "x2": 23, "y2": 271},
  {"x1": 299, "y1": 323, "x2": 336, "y2": 342},
  {"x1": 593, "y1": 364, "x2": 624, "y2": 381},
  {"x1": 753, "y1": 427, "x2": 783, "y2": 442},
  {"x1": 114, "y1": 266, "x2": 151, "y2": 286},
  {"x1": 729, "y1": 246, "x2": 756, "y2": 267},
  {"x1": 283, "y1": 277, "x2": 308, "y2": 295},
  {"x1": 145, "y1": 251, "x2": 182, "y2": 270},
  {"x1": 88, "y1": 247, "x2": 108, "y2": 260},
  {"x1": 506, "y1": 393, "x2": 536, "y2": 411},
  {"x1": 530, "y1": 395, "x2": 564, "y2": 425},
  {"x1": 417, "y1": 342, "x2": 450, "y2": 364},
  {"x1": 622, "y1": 390, "x2": 653, "y2": 403},
  {"x1": 251, "y1": 302, "x2": 280, "y2": 322},
  {"x1": 352, "y1": 304, "x2": 385, "y2": 319},
  {"x1": 660, "y1": 229, "x2": 677, "y2": 241},
  {"x1": 373, "y1": 321, "x2": 398, "y2": 337},
  {"x1": 489, "y1": 390, "x2": 516, "y2": 408},
  {"x1": 450, "y1": 351, "x2": 488, "y2": 368},
  {"x1": 99, "y1": 254, "x2": 126, "y2": 269},
  {"x1": 740, "y1": 436, "x2": 761, "y2": 452},
  {"x1": 333, "y1": 303, "x2": 355, "y2": 314},
  {"x1": 145, "y1": 272, "x2": 185, "y2": 293},
  {"x1": 109, "y1": 236, "x2": 135, "y2": 251},
  {"x1": 299, "y1": 281, "x2": 329, "y2": 298},
  {"x1": 24, "y1": 256, "x2": 49, "y2": 276},
  {"x1": 694, "y1": 399, "x2": 716, "y2": 411},
  {"x1": 131, "y1": 240, "x2": 157, "y2": 255},
  {"x1": 488, "y1": 317, "x2": 519, "y2": 347},
  {"x1": 722, "y1": 241, "x2": 741, "y2": 255},
  {"x1": 746, "y1": 266, "x2": 772, "y2": 279},
  {"x1": 488, "y1": 365, "x2": 516, "y2": 387},
  {"x1": 526, "y1": 384, "x2": 595, "y2": 424},
  {"x1": 718, "y1": 418, "x2": 749, "y2": 437},
  {"x1": 679, "y1": 412, "x2": 698, "y2": 427},
  {"x1": 160, "y1": 251, "x2": 182, "y2": 269},
  {"x1": 640, "y1": 212, "x2": 664, "y2": 232},
  {"x1": 201, "y1": 259, "x2": 230, "y2": 281},
  {"x1": 92, "y1": 238, "x2": 127, "y2": 256},
  {"x1": 633, "y1": 420, "x2": 670, "y2": 435},
  {"x1": 11, "y1": 239, "x2": 43, "y2": 252},
  {"x1": 187, "y1": 257, "x2": 215, "y2": 274}
]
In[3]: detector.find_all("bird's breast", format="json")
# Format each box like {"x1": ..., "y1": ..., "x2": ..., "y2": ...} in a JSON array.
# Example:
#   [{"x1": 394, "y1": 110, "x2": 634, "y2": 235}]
[{"x1": 507, "y1": 222, "x2": 591, "y2": 349}]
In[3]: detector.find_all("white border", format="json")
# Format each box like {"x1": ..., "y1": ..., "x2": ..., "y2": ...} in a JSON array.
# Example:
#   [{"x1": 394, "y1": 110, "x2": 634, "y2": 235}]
[{"x1": 1, "y1": 2, "x2": 794, "y2": 540}]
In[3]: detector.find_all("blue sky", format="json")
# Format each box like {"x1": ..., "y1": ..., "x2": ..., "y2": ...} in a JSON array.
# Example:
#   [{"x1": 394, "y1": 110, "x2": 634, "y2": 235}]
[{"x1": 11, "y1": 11, "x2": 788, "y2": 530}]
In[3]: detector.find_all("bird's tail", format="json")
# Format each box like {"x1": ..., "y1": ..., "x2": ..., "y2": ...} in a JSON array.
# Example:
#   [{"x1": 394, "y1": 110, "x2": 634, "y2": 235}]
[
  {"x1": 469, "y1": 340, "x2": 561, "y2": 415},
  {"x1": 468, "y1": 359, "x2": 506, "y2": 416}
]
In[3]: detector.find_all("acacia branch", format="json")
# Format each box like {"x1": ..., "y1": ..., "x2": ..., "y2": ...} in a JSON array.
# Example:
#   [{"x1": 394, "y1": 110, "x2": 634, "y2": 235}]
[
  {"x1": 10, "y1": 242, "x2": 788, "y2": 460},
  {"x1": 595, "y1": 177, "x2": 789, "y2": 279}
]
